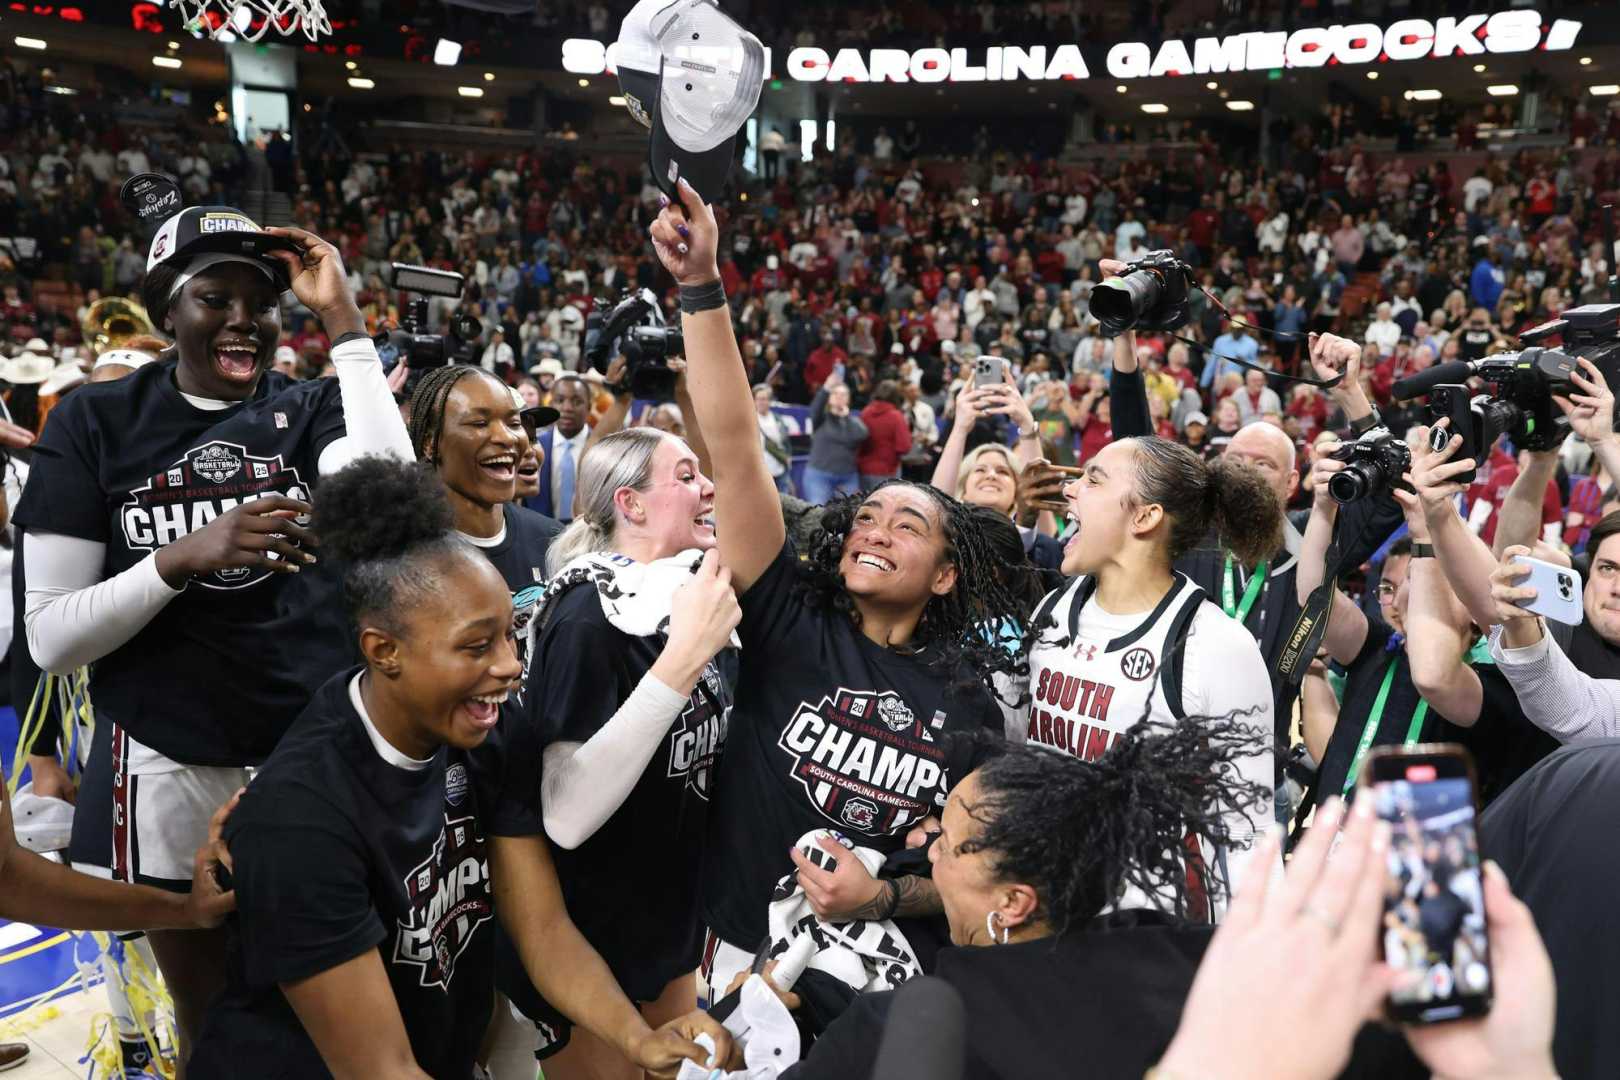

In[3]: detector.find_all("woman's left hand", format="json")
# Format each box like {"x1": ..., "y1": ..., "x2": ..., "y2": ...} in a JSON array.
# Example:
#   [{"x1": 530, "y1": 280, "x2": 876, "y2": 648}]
[
  {"x1": 263, "y1": 226, "x2": 364, "y2": 337},
  {"x1": 790, "y1": 835, "x2": 885, "y2": 919}
]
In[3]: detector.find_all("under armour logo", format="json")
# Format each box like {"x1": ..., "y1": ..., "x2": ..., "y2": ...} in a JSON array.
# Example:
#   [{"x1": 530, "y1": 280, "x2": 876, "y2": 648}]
[{"x1": 1072, "y1": 642, "x2": 1097, "y2": 662}]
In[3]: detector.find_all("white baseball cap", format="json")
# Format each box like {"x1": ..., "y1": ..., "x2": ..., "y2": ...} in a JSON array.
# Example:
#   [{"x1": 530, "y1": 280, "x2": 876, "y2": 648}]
[{"x1": 616, "y1": 0, "x2": 764, "y2": 203}]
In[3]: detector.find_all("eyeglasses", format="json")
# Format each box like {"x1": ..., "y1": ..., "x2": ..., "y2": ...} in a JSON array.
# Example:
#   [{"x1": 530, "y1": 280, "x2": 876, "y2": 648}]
[{"x1": 1376, "y1": 582, "x2": 1399, "y2": 599}]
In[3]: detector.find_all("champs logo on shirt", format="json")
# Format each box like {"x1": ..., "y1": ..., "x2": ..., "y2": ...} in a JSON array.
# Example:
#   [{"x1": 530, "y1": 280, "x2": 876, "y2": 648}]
[
  {"x1": 119, "y1": 440, "x2": 308, "y2": 590},
  {"x1": 394, "y1": 813, "x2": 492, "y2": 991},
  {"x1": 509, "y1": 582, "x2": 545, "y2": 703},
  {"x1": 666, "y1": 664, "x2": 728, "y2": 800},
  {"x1": 777, "y1": 687, "x2": 946, "y2": 836}
]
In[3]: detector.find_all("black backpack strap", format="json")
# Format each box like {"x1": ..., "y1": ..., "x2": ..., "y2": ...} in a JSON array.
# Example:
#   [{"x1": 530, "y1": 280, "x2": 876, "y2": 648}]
[{"x1": 1157, "y1": 584, "x2": 1208, "y2": 721}]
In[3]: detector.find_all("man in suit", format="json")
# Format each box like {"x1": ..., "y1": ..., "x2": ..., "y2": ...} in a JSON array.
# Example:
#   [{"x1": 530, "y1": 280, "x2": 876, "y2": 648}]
[{"x1": 525, "y1": 374, "x2": 592, "y2": 522}]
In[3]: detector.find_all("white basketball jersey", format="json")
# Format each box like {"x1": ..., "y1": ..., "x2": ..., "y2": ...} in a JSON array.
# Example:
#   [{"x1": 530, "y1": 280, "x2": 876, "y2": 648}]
[{"x1": 1022, "y1": 572, "x2": 1206, "y2": 759}]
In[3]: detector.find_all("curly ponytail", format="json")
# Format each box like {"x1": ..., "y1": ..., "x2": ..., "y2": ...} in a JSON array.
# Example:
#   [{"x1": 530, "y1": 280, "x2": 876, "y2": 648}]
[
  {"x1": 957, "y1": 714, "x2": 1269, "y2": 934},
  {"x1": 1129, "y1": 437, "x2": 1282, "y2": 567}
]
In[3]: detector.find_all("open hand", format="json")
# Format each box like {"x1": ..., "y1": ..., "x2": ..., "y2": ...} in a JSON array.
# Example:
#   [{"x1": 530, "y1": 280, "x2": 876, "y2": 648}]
[{"x1": 1551, "y1": 355, "x2": 1615, "y2": 445}]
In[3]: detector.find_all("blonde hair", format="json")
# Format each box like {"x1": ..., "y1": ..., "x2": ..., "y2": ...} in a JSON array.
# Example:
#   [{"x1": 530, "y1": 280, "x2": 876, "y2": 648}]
[
  {"x1": 545, "y1": 428, "x2": 671, "y2": 576},
  {"x1": 956, "y1": 444, "x2": 1022, "y2": 508}
]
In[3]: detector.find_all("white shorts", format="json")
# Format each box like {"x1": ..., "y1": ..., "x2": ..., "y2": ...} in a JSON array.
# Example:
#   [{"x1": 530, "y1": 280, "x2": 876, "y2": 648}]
[
  {"x1": 700, "y1": 931, "x2": 756, "y2": 1006},
  {"x1": 102, "y1": 725, "x2": 249, "y2": 892}
]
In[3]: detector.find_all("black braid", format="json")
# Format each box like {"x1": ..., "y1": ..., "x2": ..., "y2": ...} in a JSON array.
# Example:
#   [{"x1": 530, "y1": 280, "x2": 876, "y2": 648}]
[
  {"x1": 406, "y1": 364, "x2": 488, "y2": 463},
  {"x1": 796, "y1": 479, "x2": 1037, "y2": 703},
  {"x1": 956, "y1": 713, "x2": 1270, "y2": 935}
]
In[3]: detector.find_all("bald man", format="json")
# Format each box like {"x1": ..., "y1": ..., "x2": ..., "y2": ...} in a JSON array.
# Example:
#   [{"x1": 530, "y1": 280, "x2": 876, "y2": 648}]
[{"x1": 1107, "y1": 324, "x2": 1405, "y2": 821}]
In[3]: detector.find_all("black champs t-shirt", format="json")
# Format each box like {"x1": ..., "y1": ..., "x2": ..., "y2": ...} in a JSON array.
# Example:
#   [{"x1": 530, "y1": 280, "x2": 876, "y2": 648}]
[
  {"x1": 703, "y1": 542, "x2": 1002, "y2": 948},
  {"x1": 500, "y1": 580, "x2": 733, "y2": 1015},
  {"x1": 190, "y1": 669, "x2": 541, "y2": 1079},
  {"x1": 12, "y1": 361, "x2": 349, "y2": 765}
]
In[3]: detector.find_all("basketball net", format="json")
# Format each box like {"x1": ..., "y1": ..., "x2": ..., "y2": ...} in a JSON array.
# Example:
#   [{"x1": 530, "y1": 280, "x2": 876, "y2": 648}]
[{"x1": 167, "y1": 0, "x2": 332, "y2": 42}]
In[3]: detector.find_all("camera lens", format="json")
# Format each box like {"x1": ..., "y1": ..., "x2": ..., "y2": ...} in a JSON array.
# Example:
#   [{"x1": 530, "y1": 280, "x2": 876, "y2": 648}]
[
  {"x1": 1327, "y1": 463, "x2": 1372, "y2": 504},
  {"x1": 1090, "y1": 269, "x2": 1163, "y2": 336}
]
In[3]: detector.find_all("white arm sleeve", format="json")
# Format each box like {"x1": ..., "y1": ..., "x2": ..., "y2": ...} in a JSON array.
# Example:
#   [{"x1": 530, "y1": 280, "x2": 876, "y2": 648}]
[
  {"x1": 540, "y1": 673, "x2": 691, "y2": 850},
  {"x1": 1487, "y1": 624, "x2": 1620, "y2": 741},
  {"x1": 1186, "y1": 612, "x2": 1283, "y2": 910},
  {"x1": 23, "y1": 532, "x2": 183, "y2": 674},
  {"x1": 316, "y1": 336, "x2": 414, "y2": 475}
]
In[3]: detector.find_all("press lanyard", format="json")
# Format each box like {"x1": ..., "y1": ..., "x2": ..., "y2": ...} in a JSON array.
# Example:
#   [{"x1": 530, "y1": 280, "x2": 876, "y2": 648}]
[
  {"x1": 1222, "y1": 556, "x2": 1268, "y2": 624},
  {"x1": 1340, "y1": 654, "x2": 1429, "y2": 797}
]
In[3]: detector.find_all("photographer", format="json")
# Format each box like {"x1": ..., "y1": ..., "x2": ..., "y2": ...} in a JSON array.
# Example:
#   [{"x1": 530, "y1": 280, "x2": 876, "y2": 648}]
[{"x1": 1420, "y1": 358, "x2": 1620, "y2": 683}]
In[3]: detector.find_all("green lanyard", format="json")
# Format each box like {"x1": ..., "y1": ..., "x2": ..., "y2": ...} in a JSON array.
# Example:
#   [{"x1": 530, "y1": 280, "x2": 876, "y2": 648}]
[
  {"x1": 1340, "y1": 654, "x2": 1429, "y2": 797},
  {"x1": 1222, "y1": 556, "x2": 1268, "y2": 624}
]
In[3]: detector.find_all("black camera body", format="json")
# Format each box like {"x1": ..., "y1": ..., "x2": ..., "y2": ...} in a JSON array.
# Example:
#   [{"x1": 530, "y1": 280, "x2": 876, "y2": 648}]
[
  {"x1": 377, "y1": 262, "x2": 481, "y2": 370},
  {"x1": 585, "y1": 288, "x2": 684, "y2": 402},
  {"x1": 1090, "y1": 249, "x2": 1195, "y2": 336},
  {"x1": 1328, "y1": 427, "x2": 1411, "y2": 504}
]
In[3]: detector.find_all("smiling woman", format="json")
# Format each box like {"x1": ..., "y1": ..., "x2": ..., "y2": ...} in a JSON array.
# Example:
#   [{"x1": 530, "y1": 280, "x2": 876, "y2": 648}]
[{"x1": 12, "y1": 209, "x2": 412, "y2": 1072}]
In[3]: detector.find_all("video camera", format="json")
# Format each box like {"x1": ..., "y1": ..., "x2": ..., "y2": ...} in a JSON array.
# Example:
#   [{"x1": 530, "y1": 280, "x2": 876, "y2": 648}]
[
  {"x1": 1396, "y1": 304, "x2": 1620, "y2": 472},
  {"x1": 1090, "y1": 250, "x2": 1195, "y2": 335},
  {"x1": 585, "y1": 288, "x2": 684, "y2": 402},
  {"x1": 376, "y1": 263, "x2": 482, "y2": 370}
]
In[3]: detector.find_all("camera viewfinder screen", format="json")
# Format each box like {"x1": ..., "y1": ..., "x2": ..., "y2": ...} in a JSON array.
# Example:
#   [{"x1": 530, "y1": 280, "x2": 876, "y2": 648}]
[{"x1": 1373, "y1": 775, "x2": 1491, "y2": 1010}]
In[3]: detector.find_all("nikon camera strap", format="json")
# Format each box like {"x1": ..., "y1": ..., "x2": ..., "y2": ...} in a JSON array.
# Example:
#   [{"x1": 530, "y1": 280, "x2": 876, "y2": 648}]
[{"x1": 1276, "y1": 520, "x2": 1341, "y2": 685}]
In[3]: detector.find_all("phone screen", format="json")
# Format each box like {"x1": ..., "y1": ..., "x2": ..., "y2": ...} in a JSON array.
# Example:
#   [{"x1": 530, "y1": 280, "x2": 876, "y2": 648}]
[{"x1": 1369, "y1": 754, "x2": 1493, "y2": 1023}]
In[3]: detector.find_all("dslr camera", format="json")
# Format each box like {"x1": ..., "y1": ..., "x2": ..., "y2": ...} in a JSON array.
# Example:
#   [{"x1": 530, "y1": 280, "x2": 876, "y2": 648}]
[
  {"x1": 377, "y1": 262, "x2": 482, "y2": 369},
  {"x1": 1327, "y1": 428, "x2": 1410, "y2": 505},
  {"x1": 585, "y1": 288, "x2": 684, "y2": 402},
  {"x1": 1090, "y1": 250, "x2": 1196, "y2": 335}
]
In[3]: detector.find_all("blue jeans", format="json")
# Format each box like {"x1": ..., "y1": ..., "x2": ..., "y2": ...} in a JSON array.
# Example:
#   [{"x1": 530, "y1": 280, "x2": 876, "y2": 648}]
[{"x1": 802, "y1": 467, "x2": 860, "y2": 505}]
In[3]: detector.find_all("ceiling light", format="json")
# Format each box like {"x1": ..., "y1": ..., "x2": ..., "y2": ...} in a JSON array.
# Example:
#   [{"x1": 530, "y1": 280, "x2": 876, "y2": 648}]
[
  {"x1": 152, "y1": 56, "x2": 182, "y2": 69},
  {"x1": 1205, "y1": 81, "x2": 1217, "y2": 90},
  {"x1": 1592, "y1": 85, "x2": 1620, "y2": 96},
  {"x1": 345, "y1": 60, "x2": 357, "y2": 70},
  {"x1": 608, "y1": 95, "x2": 626, "y2": 106},
  {"x1": 1116, "y1": 84, "x2": 1127, "y2": 94},
  {"x1": 578, "y1": 78, "x2": 590, "y2": 87},
  {"x1": 1487, "y1": 84, "x2": 1519, "y2": 96},
  {"x1": 168, "y1": 40, "x2": 180, "y2": 49},
  {"x1": 1580, "y1": 57, "x2": 1592, "y2": 66},
  {"x1": 1366, "y1": 71, "x2": 1378, "y2": 80},
  {"x1": 433, "y1": 38, "x2": 462, "y2": 65},
  {"x1": 43, "y1": 85, "x2": 78, "y2": 96},
  {"x1": 1404, "y1": 89, "x2": 1442, "y2": 101},
  {"x1": 484, "y1": 71, "x2": 495, "y2": 81},
  {"x1": 1141, "y1": 103, "x2": 1168, "y2": 114},
  {"x1": 1473, "y1": 64, "x2": 1486, "y2": 73},
  {"x1": 14, "y1": 37, "x2": 46, "y2": 50},
  {"x1": 347, "y1": 77, "x2": 375, "y2": 89},
  {"x1": 1226, "y1": 100, "x2": 1255, "y2": 111},
  {"x1": 458, "y1": 86, "x2": 484, "y2": 98}
]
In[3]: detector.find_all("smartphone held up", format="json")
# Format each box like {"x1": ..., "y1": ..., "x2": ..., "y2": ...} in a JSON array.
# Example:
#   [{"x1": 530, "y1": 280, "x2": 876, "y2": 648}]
[{"x1": 1360, "y1": 744, "x2": 1493, "y2": 1025}]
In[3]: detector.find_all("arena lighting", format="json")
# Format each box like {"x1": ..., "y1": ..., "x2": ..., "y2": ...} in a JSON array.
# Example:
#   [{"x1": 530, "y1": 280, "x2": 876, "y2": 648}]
[
  {"x1": 1405, "y1": 88, "x2": 1443, "y2": 100},
  {"x1": 608, "y1": 95, "x2": 626, "y2": 105},
  {"x1": 1367, "y1": 71, "x2": 1379, "y2": 79},
  {"x1": 1474, "y1": 63, "x2": 1487, "y2": 72},
  {"x1": 433, "y1": 38, "x2": 462, "y2": 66},
  {"x1": 168, "y1": 40, "x2": 180, "y2": 49},
  {"x1": 1226, "y1": 99, "x2": 1255, "y2": 111},
  {"x1": 14, "y1": 36, "x2": 46, "y2": 50},
  {"x1": 347, "y1": 77, "x2": 375, "y2": 89},
  {"x1": 484, "y1": 72, "x2": 495, "y2": 81},
  {"x1": 345, "y1": 60, "x2": 357, "y2": 70},
  {"x1": 560, "y1": 10, "x2": 1581, "y2": 83},
  {"x1": 1141, "y1": 103, "x2": 1168, "y2": 113},
  {"x1": 1487, "y1": 84, "x2": 1519, "y2": 95},
  {"x1": 1115, "y1": 84, "x2": 1127, "y2": 93},
  {"x1": 1592, "y1": 85, "x2": 1620, "y2": 96},
  {"x1": 457, "y1": 86, "x2": 484, "y2": 97},
  {"x1": 1205, "y1": 81, "x2": 1217, "y2": 89},
  {"x1": 1580, "y1": 56, "x2": 1592, "y2": 65},
  {"x1": 152, "y1": 56, "x2": 183, "y2": 69},
  {"x1": 578, "y1": 78, "x2": 589, "y2": 87},
  {"x1": 43, "y1": 85, "x2": 78, "y2": 95}
]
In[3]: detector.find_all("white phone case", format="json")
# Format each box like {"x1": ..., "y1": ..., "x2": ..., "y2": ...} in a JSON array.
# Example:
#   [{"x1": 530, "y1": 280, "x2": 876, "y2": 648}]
[{"x1": 1510, "y1": 555, "x2": 1584, "y2": 626}]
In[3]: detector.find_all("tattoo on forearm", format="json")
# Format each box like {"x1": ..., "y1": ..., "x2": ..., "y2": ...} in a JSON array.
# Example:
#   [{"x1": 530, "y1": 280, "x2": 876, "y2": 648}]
[{"x1": 847, "y1": 875, "x2": 942, "y2": 921}]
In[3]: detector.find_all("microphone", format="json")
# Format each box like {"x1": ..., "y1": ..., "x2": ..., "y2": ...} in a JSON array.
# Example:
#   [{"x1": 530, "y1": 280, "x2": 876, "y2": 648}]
[
  {"x1": 1393, "y1": 360, "x2": 1475, "y2": 401},
  {"x1": 871, "y1": 976, "x2": 966, "y2": 1080}
]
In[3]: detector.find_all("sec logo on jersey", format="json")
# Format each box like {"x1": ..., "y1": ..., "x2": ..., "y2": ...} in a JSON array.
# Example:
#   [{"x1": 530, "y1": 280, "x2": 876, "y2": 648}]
[{"x1": 1120, "y1": 647, "x2": 1157, "y2": 682}]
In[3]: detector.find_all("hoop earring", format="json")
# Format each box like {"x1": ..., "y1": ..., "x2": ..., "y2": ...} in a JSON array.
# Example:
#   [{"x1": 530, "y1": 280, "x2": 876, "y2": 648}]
[{"x1": 985, "y1": 911, "x2": 1009, "y2": 945}]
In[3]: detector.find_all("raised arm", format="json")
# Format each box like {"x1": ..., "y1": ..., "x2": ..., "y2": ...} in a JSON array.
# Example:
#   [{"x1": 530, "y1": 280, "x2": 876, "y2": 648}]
[
  {"x1": 585, "y1": 356, "x2": 633, "y2": 451},
  {"x1": 1491, "y1": 449, "x2": 1558, "y2": 559},
  {"x1": 1411, "y1": 421, "x2": 1504, "y2": 632},
  {"x1": 651, "y1": 180, "x2": 784, "y2": 592},
  {"x1": 929, "y1": 380, "x2": 984, "y2": 492},
  {"x1": 1299, "y1": 448, "x2": 1370, "y2": 667},
  {"x1": 671, "y1": 360, "x2": 712, "y2": 478},
  {"x1": 1394, "y1": 488, "x2": 1483, "y2": 726}
]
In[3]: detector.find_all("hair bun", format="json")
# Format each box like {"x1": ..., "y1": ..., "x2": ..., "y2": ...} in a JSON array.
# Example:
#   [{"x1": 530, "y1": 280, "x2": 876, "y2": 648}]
[{"x1": 313, "y1": 456, "x2": 455, "y2": 566}]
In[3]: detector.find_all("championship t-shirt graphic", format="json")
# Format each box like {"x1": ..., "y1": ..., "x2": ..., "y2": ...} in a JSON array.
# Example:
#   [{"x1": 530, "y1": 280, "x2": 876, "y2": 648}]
[
  {"x1": 120, "y1": 438, "x2": 309, "y2": 590},
  {"x1": 777, "y1": 687, "x2": 947, "y2": 835},
  {"x1": 666, "y1": 664, "x2": 729, "y2": 801},
  {"x1": 395, "y1": 801, "x2": 493, "y2": 991}
]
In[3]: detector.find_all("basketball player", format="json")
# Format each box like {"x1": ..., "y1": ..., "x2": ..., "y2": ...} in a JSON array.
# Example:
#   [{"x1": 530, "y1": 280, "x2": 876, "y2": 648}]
[
  {"x1": 1022, "y1": 435, "x2": 1282, "y2": 917},
  {"x1": 13, "y1": 213, "x2": 410, "y2": 1072}
]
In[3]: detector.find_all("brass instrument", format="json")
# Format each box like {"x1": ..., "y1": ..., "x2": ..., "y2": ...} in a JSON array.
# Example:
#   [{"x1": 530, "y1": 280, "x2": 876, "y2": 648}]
[{"x1": 81, "y1": 297, "x2": 155, "y2": 357}]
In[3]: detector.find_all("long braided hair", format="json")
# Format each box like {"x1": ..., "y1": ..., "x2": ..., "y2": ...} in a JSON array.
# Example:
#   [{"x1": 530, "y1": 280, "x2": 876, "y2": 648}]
[
  {"x1": 406, "y1": 364, "x2": 498, "y2": 463},
  {"x1": 797, "y1": 479, "x2": 1039, "y2": 701}
]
